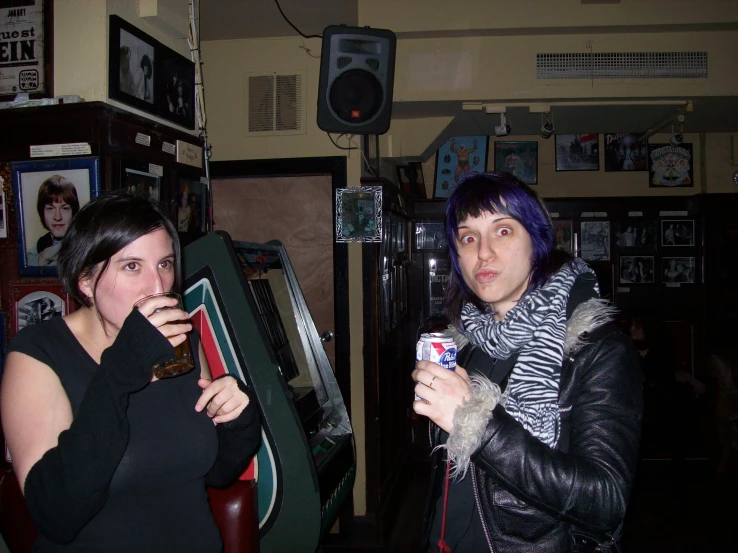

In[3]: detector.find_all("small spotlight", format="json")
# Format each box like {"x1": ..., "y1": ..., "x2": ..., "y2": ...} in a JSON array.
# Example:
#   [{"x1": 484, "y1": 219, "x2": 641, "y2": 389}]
[
  {"x1": 494, "y1": 113, "x2": 511, "y2": 137},
  {"x1": 670, "y1": 132, "x2": 684, "y2": 147},
  {"x1": 670, "y1": 115, "x2": 684, "y2": 147},
  {"x1": 540, "y1": 113, "x2": 554, "y2": 139}
]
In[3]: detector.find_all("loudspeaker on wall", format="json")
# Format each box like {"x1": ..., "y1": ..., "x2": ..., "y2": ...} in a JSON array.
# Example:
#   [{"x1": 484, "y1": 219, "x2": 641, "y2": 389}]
[{"x1": 317, "y1": 25, "x2": 396, "y2": 135}]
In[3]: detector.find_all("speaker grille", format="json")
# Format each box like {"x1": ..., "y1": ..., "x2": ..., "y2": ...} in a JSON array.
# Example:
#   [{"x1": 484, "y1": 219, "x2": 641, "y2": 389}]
[
  {"x1": 337, "y1": 56, "x2": 352, "y2": 69},
  {"x1": 537, "y1": 51, "x2": 708, "y2": 79},
  {"x1": 329, "y1": 69, "x2": 383, "y2": 124}
]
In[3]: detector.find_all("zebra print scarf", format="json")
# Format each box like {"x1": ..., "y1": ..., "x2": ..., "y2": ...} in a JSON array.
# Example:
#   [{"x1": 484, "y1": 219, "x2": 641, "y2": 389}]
[{"x1": 460, "y1": 258, "x2": 594, "y2": 448}]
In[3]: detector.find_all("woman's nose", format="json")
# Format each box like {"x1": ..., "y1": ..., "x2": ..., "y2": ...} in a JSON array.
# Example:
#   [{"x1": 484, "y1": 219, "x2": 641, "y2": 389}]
[{"x1": 477, "y1": 237, "x2": 495, "y2": 260}]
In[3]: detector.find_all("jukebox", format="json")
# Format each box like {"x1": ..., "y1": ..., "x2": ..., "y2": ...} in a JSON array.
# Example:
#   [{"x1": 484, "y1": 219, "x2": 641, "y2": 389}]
[{"x1": 183, "y1": 232, "x2": 355, "y2": 553}]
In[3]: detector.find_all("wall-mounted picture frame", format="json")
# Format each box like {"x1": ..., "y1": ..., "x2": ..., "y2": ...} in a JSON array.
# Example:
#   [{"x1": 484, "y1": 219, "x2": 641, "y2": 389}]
[
  {"x1": 580, "y1": 220, "x2": 610, "y2": 261},
  {"x1": 603, "y1": 133, "x2": 648, "y2": 172},
  {"x1": 615, "y1": 218, "x2": 657, "y2": 248},
  {"x1": 157, "y1": 42, "x2": 196, "y2": 130},
  {"x1": 335, "y1": 186, "x2": 382, "y2": 243},
  {"x1": 415, "y1": 221, "x2": 447, "y2": 250},
  {"x1": 552, "y1": 219, "x2": 573, "y2": 253},
  {"x1": 619, "y1": 255, "x2": 655, "y2": 284},
  {"x1": 0, "y1": 181, "x2": 7, "y2": 239},
  {"x1": 555, "y1": 134, "x2": 600, "y2": 171},
  {"x1": 396, "y1": 162, "x2": 426, "y2": 199},
  {"x1": 0, "y1": 162, "x2": 12, "y2": 245},
  {"x1": 0, "y1": 0, "x2": 54, "y2": 101},
  {"x1": 649, "y1": 143, "x2": 693, "y2": 187},
  {"x1": 434, "y1": 136, "x2": 488, "y2": 198},
  {"x1": 176, "y1": 178, "x2": 207, "y2": 233},
  {"x1": 12, "y1": 157, "x2": 100, "y2": 277},
  {"x1": 122, "y1": 167, "x2": 160, "y2": 202},
  {"x1": 663, "y1": 257, "x2": 696, "y2": 284},
  {"x1": 9, "y1": 279, "x2": 72, "y2": 339},
  {"x1": 108, "y1": 15, "x2": 157, "y2": 115},
  {"x1": 493, "y1": 141, "x2": 538, "y2": 185},
  {"x1": 661, "y1": 219, "x2": 695, "y2": 247}
]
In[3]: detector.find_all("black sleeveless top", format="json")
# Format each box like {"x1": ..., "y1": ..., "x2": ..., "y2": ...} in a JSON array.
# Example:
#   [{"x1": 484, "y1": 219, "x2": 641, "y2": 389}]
[{"x1": 9, "y1": 317, "x2": 222, "y2": 553}]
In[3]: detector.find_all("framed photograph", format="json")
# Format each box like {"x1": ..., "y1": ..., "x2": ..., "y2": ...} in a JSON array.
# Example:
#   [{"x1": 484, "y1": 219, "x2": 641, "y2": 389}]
[
  {"x1": 493, "y1": 141, "x2": 538, "y2": 185},
  {"x1": 661, "y1": 220, "x2": 695, "y2": 247},
  {"x1": 0, "y1": 0, "x2": 53, "y2": 101},
  {"x1": 580, "y1": 221, "x2": 610, "y2": 261},
  {"x1": 396, "y1": 162, "x2": 426, "y2": 199},
  {"x1": 157, "y1": 42, "x2": 196, "y2": 130},
  {"x1": 649, "y1": 143, "x2": 693, "y2": 187},
  {"x1": 9, "y1": 279, "x2": 72, "y2": 339},
  {"x1": 663, "y1": 257, "x2": 696, "y2": 284},
  {"x1": 176, "y1": 178, "x2": 207, "y2": 233},
  {"x1": 108, "y1": 15, "x2": 156, "y2": 115},
  {"x1": 603, "y1": 133, "x2": 648, "y2": 172},
  {"x1": 11, "y1": 157, "x2": 100, "y2": 277},
  {"x1": 335, "y1": 186, "x2": 382, "y2": 243},
  {"x1": 434, "y1": 136, "x2": 488, "y2": 198},
  {"x1": 555, "y1": 134, "x2": 600, "y2": 171},
  {"x1": 415, "y1": 221, "x2": 447, "y2": 250},
  {"x1": 553, "y1": 219, "x2": 573, "y2": 253},
  {"x1": 0, "y1": 182, "x2": 7, "y2": 239},
  {"x1": 122, "y1": 167, "x2": 160, "y2": 202},
  {"x1": 619, "y1": 256, "x2": 655, "y2": 284},
  {"x1": 615, "y1": 218, "x2": 657, "y2": 248}
]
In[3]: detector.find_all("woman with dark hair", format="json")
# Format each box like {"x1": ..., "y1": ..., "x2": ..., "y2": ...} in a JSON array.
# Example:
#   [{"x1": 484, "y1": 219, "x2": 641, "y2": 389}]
[
  {"x1": 140, "y1": 54, "x2": 153, "y2": 102},
  {"x1": 412, "y1": 172, "x2": 642, "y2": 552},
  {"x1": 1, "y1": 191, "x2": 260, "y2": 552},
  {"x1": 30, "y1": 174, "x2": 80, "y2": 266}
]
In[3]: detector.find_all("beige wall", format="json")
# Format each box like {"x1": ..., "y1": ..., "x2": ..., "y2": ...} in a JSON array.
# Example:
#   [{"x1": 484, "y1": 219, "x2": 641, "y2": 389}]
[{"x1": 53, "y1": 0, "x2": 194, "y2": 132}]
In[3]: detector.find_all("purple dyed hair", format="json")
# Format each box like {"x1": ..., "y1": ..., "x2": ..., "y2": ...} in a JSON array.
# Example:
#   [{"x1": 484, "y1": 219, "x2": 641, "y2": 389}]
[{"x1": 444, "y1": 172, "x2": 569, "y2": 324}]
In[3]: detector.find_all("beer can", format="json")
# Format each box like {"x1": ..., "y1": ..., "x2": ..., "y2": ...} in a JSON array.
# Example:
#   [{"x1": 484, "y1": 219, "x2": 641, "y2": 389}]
[{"x1": 414, "y1": 333, "x2": 457, "y2": 401}]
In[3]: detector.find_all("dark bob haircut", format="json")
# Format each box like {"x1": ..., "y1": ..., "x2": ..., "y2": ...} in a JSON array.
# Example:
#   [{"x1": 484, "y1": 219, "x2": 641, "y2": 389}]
[
  {"x1": 36, "y1": 175, "x2": 80, "y2": 229},
  {"x1": 444, "y1": 172, "x2": 571, "y2": 324},
  {"x1": 58, "y1": 191, "x2": 181, "y2": 308}
]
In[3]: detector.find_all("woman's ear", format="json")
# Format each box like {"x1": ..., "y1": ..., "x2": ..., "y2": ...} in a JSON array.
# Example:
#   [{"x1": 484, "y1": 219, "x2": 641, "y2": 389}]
[{"x1": 78, "y1": 274, "x2": 94, "y2": 305}]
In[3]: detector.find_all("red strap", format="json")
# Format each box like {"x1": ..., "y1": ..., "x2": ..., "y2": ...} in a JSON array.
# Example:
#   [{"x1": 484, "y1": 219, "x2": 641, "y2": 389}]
[{"x1": 438, "y1": 459, "x2": 452, "y2": 553}]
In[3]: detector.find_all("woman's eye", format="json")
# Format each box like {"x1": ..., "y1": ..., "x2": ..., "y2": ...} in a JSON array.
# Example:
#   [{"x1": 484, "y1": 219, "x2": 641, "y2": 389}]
[
  {"x1": 160, "y1": 259, "x2": 173, "y2": 270},
  {"x1": 125, "y1": 262, "x2": 139, "y2": 271},
  {"x1": 460, "y1": 235, "x2": 475, "y2": 244},
  {"x1": 497, "y1": 227, "x2": 511, "y2": 236}
]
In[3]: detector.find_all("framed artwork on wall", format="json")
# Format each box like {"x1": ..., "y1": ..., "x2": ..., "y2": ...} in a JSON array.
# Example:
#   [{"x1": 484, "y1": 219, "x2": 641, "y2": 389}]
[
  {"x1": 649, "y1": 143, "x2": 694, "y2": 187},
  {"x1": 176, "y1": 178, "x2": 207, "y2": 233},
  {"x1": 555, "y1": 134, "x2": 600, "y2": 171},
  {"x1": 603, "y1": 133, "x2": 648, "y2": 172},
  {"x1": 619, "y1": 256, "x2": 655, "y2": 284},
  {"x1": 663, "y1": 257, "x2": 696, "y2": 284},
  {"x1": 434, "y1": 136, "x2": 488, "y2": 198},
  {"x1": 11, "y1": 157, "x2": 100, "y2": 277},
  {"x1": 335, "y1": 186, "x2": 382, "y2": 243},
  {"x1": 122, "y1": 167, "x2": 161, "y2": 202},
  {"x1": 0, "y1": 183, "x2": 7, "y2": 240},
  {"x1": 9, "y1": 279, "x2": 73, "y2": 339},
  {"x1": 493, "y1": 141, "x2": 538, "y2": 185},
  {"x1": 108, "y1": 15, "x2": 157, "y2": 115},
  {"x1": 156, "y1": 42, "x2": 196, "y2": 130},
  {"x1": 614, "y1": 218, "x2": 657, "y2": 249},
  {"x1": 0, "y1": 0, "x2": 54, "y2": 101},
  {"x1": 580, "y1": 220, "x2": 610, "y2": 261},
  {"x1": 396, "y1": 162, "x2": 426, "y2": 199},
  {"x1": 661, "y1": 220, "x2": 695, "y2": 247},
  {"x1": 552, "y1": 219, "x2": 573, "y2": 253}
]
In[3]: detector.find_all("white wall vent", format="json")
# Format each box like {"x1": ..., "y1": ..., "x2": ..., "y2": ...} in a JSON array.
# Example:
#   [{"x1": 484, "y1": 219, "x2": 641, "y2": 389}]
[
  {"x1": 536, "y1": 52, "x2": 707, "y2": 79},
  {"x1": 245, "y1": 71, "x2": 306, "y2": 135}
]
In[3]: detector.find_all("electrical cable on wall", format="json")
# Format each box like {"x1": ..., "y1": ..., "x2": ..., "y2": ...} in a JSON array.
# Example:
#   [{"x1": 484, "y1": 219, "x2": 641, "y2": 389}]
[
  {"x1": 273, "y1": 0, "x2": 322, "y2": 39},
  {"x1": 188, "y1": 0, "x2": 213, "y2": 231}
]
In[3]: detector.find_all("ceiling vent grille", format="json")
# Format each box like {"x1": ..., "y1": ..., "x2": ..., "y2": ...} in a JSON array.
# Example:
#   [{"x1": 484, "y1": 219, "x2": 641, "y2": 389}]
[
  {"x1": 245, "y1": 71, "x2": 306, "y2": 136},
  {"x1": 536, "y1": 52, "x2": 707, "y2": 79}
]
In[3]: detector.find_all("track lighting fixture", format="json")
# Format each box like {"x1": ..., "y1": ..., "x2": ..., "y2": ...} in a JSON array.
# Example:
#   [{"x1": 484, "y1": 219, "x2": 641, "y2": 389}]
[
  {"x1": 670, "y1": 114, "x2": 685, "y2": 147},
  {"x1": 540, "y1": 113, "x2": 555, "y2": 139},
  {"x1": 494, "y1": 113, "x2": 511, "y2": 137}
]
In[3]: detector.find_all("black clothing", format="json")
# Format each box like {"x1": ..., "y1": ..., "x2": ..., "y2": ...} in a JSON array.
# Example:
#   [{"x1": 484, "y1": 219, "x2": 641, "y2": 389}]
[
  {"x1": 8, "y1": 310, "x2": 259, "y2": 552},
  {"x1": 423, "y1": 275, "x2": 642, "y2": 553},
  {"x1": 36, "y1": 232, "x2": 54, "y2": 255}
]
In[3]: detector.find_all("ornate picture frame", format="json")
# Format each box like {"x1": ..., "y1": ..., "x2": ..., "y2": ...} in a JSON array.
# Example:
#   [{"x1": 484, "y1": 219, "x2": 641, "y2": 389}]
[
  {"x1": 9, "y1": 279, "x2": 72, "y2": 339},
  {"x1": 335, "y1": 186, "x2": 382, "y2": 243}
]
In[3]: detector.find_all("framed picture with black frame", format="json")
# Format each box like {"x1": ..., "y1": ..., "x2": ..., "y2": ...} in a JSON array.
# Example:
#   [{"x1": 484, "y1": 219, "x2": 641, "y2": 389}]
[
  {"x1": 555, "y1": 134, "x2": 600, "y2": 171},
  {"x1": 434, "y1": 136, "x2": 488, "y2": 198},
  {"x1": 108, "y1": 15, "x2": 157, "y2": 115},
  {"x1": 493, "y1": 141, "x2": 538, "y2": 185},
  {"x1": 11, "y1": 157, "x2": 100, "y2": 277},
  {"x1": 156, "y1": 42, "x2": 196, "y2": 130}
]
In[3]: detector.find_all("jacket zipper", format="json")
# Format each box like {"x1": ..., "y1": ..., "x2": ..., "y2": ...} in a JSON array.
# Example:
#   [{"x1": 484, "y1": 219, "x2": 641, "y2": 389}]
[{"x1": 471, "y1": 464, "x2": 495, "y2": 553}]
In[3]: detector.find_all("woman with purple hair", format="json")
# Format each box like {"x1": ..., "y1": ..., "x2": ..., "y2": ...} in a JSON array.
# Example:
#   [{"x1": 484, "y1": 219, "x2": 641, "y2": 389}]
[{"x1": 412, "y1": 172, "x2": 642, "y2": 553}]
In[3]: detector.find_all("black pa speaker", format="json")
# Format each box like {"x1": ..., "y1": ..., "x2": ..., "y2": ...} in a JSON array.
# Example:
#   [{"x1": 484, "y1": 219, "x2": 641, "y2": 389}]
[{"x1": 317, "y1": 25, "x2": 396, "y2": 135}]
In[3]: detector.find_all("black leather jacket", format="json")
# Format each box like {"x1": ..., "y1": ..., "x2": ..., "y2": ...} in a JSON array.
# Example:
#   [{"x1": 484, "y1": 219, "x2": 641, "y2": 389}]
[{"x1": 423, "y1": 301, "x2": 643, "y2": 553}]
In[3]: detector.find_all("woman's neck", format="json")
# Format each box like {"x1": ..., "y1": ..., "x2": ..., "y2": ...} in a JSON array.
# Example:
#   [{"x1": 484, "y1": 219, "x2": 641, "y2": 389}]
[{"x1": 64, "y1": 308, "x2": 118, "y2": 364}]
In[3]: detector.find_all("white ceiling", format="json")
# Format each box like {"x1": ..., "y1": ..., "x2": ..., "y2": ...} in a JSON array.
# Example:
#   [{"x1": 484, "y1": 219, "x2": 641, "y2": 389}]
[{"x1": 199, "y1": 0, "x2": 358, "y2": 41}]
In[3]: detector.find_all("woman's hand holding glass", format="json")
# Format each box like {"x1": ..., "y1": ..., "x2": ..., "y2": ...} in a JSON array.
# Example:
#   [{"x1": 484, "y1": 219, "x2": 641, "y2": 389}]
[
  {"x1": 412, "y1": 361, "x2": 472, "y2": 433},
  {"x1": 195, "y1": 376, "x2": 251, "y2": 425},
  {"x1": 134, "y1": 294, "x2": 192, "y2": 349}
]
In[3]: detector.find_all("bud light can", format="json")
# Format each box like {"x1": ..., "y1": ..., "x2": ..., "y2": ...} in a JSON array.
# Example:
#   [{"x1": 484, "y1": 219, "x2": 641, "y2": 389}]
[{"x1": 415, "y1": 333, "x2": 457, "y2": 401}]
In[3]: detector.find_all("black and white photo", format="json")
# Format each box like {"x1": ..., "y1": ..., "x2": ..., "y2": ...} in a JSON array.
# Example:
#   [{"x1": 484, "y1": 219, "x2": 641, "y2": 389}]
[
  {"x1": 9, "y1": 279, "x2": 72, "y2": 338},
  {"x1": 108, "y1": 15, "x2": 158, "y2": 115},
  {"x1": 123, "y1": 168, "x2": 160, "y2": 202},
  {"x1": 661, "y1": 219, "x2": 695, "y2": 247},
  {"x1": 663, "y1": 257, "x2": 695, "y2": 284},
  {"x1": 615, "y1": 218, "x2": 657, "y2": 248},
  {"x1": 555, "y1": 134, "x2": 600, "y2": 171},
  {"x1": 157, "y1": 43, "x2": 197, "y2": 130},
  {"x1": 553, "y1": 219, "x2": 573, "y2": 253},
  {"x1": 619, "y1": 256, "x2": 655, "y2": 284},
  {"x1": 581, "y1": 221, "x2": 610, "y2": 261},
  {"x1": 604, "y1": 133, "x2": 648, "y2": 172}
]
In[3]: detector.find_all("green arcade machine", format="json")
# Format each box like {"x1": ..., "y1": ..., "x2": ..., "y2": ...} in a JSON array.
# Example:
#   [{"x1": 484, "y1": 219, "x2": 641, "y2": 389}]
[{"x1": 183, "y1": 232, "x2": 355, "y2": 553}]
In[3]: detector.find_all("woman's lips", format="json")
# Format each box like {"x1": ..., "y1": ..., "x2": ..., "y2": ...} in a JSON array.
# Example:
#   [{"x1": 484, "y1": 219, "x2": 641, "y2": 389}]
[{"x1": 475, "y1": 269, "x2": 498, "y2": 283}]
